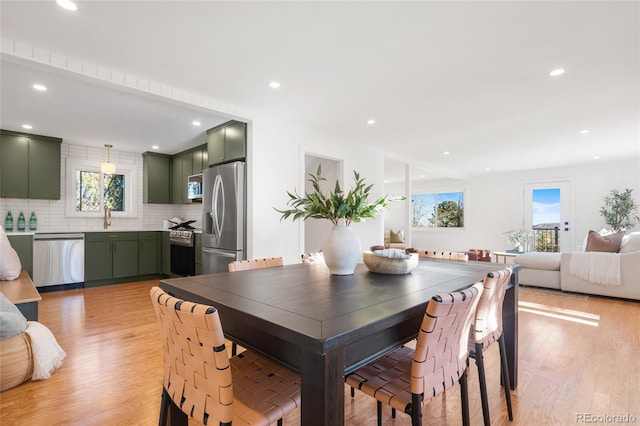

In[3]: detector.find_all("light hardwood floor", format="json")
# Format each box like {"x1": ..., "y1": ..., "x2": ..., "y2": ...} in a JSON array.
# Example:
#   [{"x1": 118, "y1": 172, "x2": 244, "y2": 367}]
[{"x1": 1, "y1": 280, "x2": 638, "y2": 425}]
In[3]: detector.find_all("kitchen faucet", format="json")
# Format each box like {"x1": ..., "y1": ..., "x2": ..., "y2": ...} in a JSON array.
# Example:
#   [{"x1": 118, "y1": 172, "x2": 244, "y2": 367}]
[{"x1": 104, "y1": 207, "x2": 111, "y2": 229}]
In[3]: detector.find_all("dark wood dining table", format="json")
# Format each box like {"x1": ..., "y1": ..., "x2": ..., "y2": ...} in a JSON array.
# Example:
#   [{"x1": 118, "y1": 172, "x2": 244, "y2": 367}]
[{"x1": 159, "y1": 258, "x2": 520, "y2": 426}]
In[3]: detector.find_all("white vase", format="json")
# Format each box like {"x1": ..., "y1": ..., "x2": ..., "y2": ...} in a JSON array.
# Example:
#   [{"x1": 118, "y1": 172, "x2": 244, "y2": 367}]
[{"x1": 322, "y1": 223, "x2": 362, "y2": 275}]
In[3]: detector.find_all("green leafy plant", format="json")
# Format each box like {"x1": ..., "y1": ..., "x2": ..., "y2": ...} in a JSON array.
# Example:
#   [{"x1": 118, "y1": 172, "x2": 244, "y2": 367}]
[
  {"x1": 276, "y1": 166, "x2": 403, "y2": 226},
  {"x1": 599, "y1": 188, "x2": 639, "y2": 232}
]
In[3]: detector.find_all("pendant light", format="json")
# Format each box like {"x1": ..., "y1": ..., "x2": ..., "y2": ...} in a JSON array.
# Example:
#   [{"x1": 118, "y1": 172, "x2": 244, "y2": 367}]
[{"x1": 101, "y1": 144, "x2": 116, "y2": 174}]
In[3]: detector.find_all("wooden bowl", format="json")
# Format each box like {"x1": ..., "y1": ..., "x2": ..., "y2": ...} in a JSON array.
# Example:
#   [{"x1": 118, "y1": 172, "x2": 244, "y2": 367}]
[{"x1": 362, "y1": 251, "x2": 419, "y2": 274}]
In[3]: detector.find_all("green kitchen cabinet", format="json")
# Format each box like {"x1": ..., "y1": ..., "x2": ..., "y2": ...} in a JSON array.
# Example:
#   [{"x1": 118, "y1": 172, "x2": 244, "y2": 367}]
[
  {"x1": 207, "y1": 120, "x2": 246, "y2": 165},
  {"x1": 181, "y1": 151, "x2": 193, "y2": 202},
  {"x1": 0, "y1": 129, "x2": 61, "y2": 200},
  {"x1": 142, "y1": 152, "x2": 172, "y2": 204},
  {"x1": 138, "y1": 232, "x2": 159, "y2": 275},
  {"x1": 192, "y1": 144, "x2": 207, "y2": 174},
  {"x1": 161, "y1": 231, "x2": 171, "y2": 275},
  {"x1": 171, "y1": 155, "x2": 183, "y2": 204},
  {"x1": 7, "y1": 234, "x2": 33, "y2": 277},
  {"x1": 85, "y1": 232, "x2": 139, "y2": 281}
]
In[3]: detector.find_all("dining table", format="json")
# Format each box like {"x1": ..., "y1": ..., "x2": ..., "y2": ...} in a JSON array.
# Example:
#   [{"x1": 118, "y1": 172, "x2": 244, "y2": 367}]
[{"x1": 159, "y1": 258, "x2": 520, "y2": 426}]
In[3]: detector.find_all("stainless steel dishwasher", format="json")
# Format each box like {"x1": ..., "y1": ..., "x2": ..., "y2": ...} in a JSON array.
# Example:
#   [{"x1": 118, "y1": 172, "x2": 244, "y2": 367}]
[{"x1": 33, "y1": 233, "x2": 85, "y2": 287}]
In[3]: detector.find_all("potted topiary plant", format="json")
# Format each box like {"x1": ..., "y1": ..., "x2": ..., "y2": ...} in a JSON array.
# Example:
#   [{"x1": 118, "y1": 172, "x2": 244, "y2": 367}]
[
  {"x1": 599, "y1": 188, "x2": 640, "y2": 232},
  {"x1": 276, "y1": 166, "x2": 402, "y2": 275}
]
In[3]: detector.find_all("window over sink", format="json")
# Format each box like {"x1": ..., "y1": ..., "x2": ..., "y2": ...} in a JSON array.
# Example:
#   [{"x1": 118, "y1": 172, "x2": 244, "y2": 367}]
[{"x1": 66, "y1": 159, "x2": 137, "y2": 218}]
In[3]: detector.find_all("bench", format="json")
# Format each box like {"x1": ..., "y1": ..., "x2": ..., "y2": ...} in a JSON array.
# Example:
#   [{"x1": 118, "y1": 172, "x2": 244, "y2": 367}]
[{"x1": 0, "y1": 271, "x2": 42, "y2": 321}]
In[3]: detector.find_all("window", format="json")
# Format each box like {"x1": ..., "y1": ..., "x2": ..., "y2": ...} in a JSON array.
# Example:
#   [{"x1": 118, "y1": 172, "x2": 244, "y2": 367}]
[
  {"x1": 66, "y1": 160, "x2": 137, "y2": 218},
  {"x1": 412, "y1": 191, "x2": 464, "y2": 228}
]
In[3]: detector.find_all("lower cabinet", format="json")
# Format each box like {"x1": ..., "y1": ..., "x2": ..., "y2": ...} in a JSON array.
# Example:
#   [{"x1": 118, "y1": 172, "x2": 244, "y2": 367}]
[
  {"x1": 138, "y1": 231, "x2": 159, "y2": 275},
  {"x1": 7, "y1": 234, "x2": 33, "y2": 277},
  {"x1": 85, "y1": 232, "x2": 139, "y2": 282}
]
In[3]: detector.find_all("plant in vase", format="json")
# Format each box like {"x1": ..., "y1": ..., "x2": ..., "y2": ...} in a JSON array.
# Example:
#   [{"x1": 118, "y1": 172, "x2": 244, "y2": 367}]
[
  {"x1": 503, "y1": 228, "x2": 536, "y2": 252},
  {"x1": 599, "y1": 188, "x2": 639, "y2": 232},
  {"x1": 276, "y1": 166, "x2": 402, "y2": 275}
]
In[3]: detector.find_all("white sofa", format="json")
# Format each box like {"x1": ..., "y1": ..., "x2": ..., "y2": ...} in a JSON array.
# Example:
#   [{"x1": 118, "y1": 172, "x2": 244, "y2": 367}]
[{"x1": 515, "y1": 232, "x2": 640, "y2": 301}]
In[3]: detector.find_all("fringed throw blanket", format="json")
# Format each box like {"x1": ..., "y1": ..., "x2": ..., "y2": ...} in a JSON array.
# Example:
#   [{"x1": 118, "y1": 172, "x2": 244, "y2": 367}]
[
  {"x1": 24, "y1": 321, "x2": 67, "y2": 380},
  {"x1": 568, "y1": 252, "x2": 621, "y2": 287}
]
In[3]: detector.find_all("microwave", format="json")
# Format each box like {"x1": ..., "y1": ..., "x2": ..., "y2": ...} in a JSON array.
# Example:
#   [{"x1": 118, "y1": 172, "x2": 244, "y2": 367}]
[{"x1": 187, "y1": 173, "x2": 203, "y2": 200}]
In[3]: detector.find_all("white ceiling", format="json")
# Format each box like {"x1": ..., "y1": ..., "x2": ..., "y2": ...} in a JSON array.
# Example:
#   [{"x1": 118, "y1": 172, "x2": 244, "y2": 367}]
[{"x1": 1, "y1": 1, "x2": 638, "y2": 181}]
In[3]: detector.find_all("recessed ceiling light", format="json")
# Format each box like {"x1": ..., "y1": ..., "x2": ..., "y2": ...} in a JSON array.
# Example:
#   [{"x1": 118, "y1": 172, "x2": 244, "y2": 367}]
[
  {"x1": 593, "y1": 156, "x2": 600, "y2": 160},
  {"x1": 192, "y1": 121, "x2": 201, "y2": 126},
  {"x1": 22, "y1": 124, "x2": 33, "y2": 130},
  {"x1": 32, "y1": 83, "x2": 47, "y2": 91},
  {"x1": 367, "y1": 119, "x2": 376, "y2": 125},
  {"x1": 56, "y1": 0, "x2": 77, "y2": 11},
  {"x1": 549, "y1": 68, "x2": 565, "y2": 77},
  {"x1": 443, "y1": 151, "x2": 450, "y2": 155},
  {"x1": 269, "y1": 81, "x2": 281, "y2": 89},
  {"x1": 152, "y1": 145, "x2": 160, "y2": 150},
  {"x1": 580, "y1": 129, "x2": 590, "y2": 134},
  {"x1": 485, "y1": 168, "x2": 491, "y2": 171}
]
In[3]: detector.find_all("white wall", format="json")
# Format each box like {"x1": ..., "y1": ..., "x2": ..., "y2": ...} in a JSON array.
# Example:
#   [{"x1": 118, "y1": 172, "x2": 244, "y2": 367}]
[
  {"x1": 248, "y1": 113, "x2": 386, "y2": 264},
  {"x1": 393, "y1": 157, "x2": 640, "y2": 253}
]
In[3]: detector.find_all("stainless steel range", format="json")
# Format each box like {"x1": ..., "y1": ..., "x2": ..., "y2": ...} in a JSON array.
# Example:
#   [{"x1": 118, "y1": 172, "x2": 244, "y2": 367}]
[{"x1": 169, "y1": 227, "x2": 196, "y2": 276}]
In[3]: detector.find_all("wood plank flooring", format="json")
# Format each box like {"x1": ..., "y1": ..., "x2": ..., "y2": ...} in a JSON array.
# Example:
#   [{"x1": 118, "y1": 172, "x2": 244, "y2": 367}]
[{"x1": 1, "y1": 281, "x2": 638, "y2": 425}]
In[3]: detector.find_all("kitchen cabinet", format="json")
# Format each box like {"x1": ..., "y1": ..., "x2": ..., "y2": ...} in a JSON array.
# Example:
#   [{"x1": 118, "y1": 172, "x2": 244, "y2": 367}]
[
  {"x1": 7, "y1": 234, "x2": 33, "y2": 277},
  {"x1": 161, "y1": 231, "x2": 171, "y2": 275},
  {"x1": 138, "y1": 231, "x2": 160, "y2": 275},
  {"x1": 171, "y1": 144, "x2": 207, "y2": 204},
  {"x1": 0, "y1": 130, "x2": 61, "y2": 200},
  {"x1": 142, "y1": 152, "x2": 172, "y2": 204},
  {"x1": 207, "y1": 120, "x2": 246, "y2": 165},
  {"x1": 85, "y1": 232, "x2": 139, "y2": 282}
]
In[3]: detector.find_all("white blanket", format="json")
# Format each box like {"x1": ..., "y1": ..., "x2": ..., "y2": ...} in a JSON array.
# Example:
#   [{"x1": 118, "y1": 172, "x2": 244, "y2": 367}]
[
  {"x1": 24, "y1": 321, "x2": 66, "y2": 380},
  {"x1": 568, "y1": 252, "x2": 621, "y2": 287},
  {"x1": 373, "y1": 248, "x2": 410, "y2": 259}
]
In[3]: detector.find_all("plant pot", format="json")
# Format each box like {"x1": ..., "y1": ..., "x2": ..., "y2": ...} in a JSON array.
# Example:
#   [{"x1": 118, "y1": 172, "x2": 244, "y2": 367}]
[{"x1": 322, "y1": 224, "x2": 362, "y2": 275}]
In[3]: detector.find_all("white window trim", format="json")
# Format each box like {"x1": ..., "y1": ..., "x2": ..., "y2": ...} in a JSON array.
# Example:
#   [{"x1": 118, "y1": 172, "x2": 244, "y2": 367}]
[
  {"x1": 411, "y1": 187, "x2": 466, "y2": 230},
  {"x1": 65, "y1": 159, "x2": 138, "y2": 218}
]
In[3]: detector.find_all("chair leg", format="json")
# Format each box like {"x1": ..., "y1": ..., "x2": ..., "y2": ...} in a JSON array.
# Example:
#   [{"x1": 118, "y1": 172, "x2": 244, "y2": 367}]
[
  {"x1": 498, "y1": 335, "x2": 514, "y2": 421},
  {"x1": 351, "y1": 386, "x2": 355, "y2": 398},
  {"x1": 411, "y1": 393, "x2": 422, "y2": 426},
  {"x1": 159, "y1": 388, "x2": 170, "y2": 426},
  {"x1": 377, "y1": 401, "x2": 382, "y2": 426},
  {"x1": 474, "y1": 342, "x2": 491, "y2": 426},
  {"x1": 277, "y1": 419, "x2": 283, "y2": 426},
  {"x1": 392, "y1": 407, "x2": 396, "y2": 419},
  {"x1": 459, "y1": 368, "x2": 470, "y2": 426},
  {"x1": 232, "y1": 342, "x2": 237, "y2": 356}
]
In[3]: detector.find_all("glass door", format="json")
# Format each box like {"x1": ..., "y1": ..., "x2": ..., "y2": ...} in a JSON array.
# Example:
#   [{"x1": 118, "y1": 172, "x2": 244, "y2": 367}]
[{"x1": 523, "y1": 181, "x2": 573, "y2": 252}]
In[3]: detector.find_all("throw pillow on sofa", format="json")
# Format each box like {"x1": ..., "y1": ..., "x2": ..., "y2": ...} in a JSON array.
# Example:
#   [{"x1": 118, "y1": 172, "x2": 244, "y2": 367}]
[
  {"x1": 389, "y1": 230, "x2": 404, "y2": 244},
  {"x1": 619, "y1": 232, "x2": 640, "y2": 253},
  {"x1": 585, "y1": 230, "x2": 625, "y2": 253},
  {"x1": 0, "y1": 226, "x2": 22, "y2": 280}
]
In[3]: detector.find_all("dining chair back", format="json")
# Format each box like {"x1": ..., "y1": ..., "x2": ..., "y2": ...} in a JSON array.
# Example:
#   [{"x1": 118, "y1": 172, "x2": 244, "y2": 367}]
[
  {"x1": 346, "y1": 281, "x2": 484, "y2": 426},
  {"x1": 228, "y1": 256, "x2": 283, "y2": 272},
  {"x1": 471, "y1": 266, "x2": 514, "y2": 425},
  {"x1": 150, "y1": 286, "x2": 300, "y2": 426}
]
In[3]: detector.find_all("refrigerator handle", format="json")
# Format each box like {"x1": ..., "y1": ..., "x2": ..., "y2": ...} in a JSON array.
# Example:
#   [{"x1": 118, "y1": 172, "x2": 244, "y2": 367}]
[{"x1": 213, "y1": 173, "x2": 225, "y2": 238}]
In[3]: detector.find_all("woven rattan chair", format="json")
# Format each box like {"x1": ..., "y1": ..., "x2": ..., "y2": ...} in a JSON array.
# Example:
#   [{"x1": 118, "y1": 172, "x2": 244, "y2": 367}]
[
  {"x1": 471, "y1": 266, "x2": 514, "y2": 425},
  {"x1": 346, "y1": 282, "x2": 484, "y2": 426},
  {"x1": 227, "y1": 256, "x2": 283, "y2": 355},
  {"x1": 228, "y1": 257, "x2": 283, "y2": 272},
  {"x1": 150, "y1": 286, "x2": 300, "y2": 426}
]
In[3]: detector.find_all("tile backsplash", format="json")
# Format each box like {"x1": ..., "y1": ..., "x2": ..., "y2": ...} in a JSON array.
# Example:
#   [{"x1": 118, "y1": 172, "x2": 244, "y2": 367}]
[{"x1": 1, "y1": 143, "x2": 202, "y2": 232}]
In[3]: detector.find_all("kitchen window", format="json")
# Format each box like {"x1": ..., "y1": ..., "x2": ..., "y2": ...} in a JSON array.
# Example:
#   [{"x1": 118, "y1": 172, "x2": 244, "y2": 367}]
[
  {"x1": 412, "y1": 190, "x2": 464, "y2": 228},
  {"x1": 66, "y1": 159, "x2": 137, "y2": 217}
]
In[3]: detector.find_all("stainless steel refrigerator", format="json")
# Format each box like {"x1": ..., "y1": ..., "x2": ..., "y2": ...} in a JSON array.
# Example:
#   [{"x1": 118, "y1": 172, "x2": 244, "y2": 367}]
[{"x1": 202, "y1": 161, "x2": 245, "y2": 274}]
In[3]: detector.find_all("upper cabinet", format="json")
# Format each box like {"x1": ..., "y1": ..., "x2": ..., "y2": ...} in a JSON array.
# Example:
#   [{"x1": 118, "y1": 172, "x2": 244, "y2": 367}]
[
  {"x1": 207, "y1": 120, "x2": 246, "y2": 165},
  {"x1": 0, "y1": 130, "x2": 62, "y2": 200},
  {"x1": 170, "y1": 144, "x2": 207, "y2": 204},
  {"x1": 142, "y1": 152, "x2": 172, "y2": 204}
]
